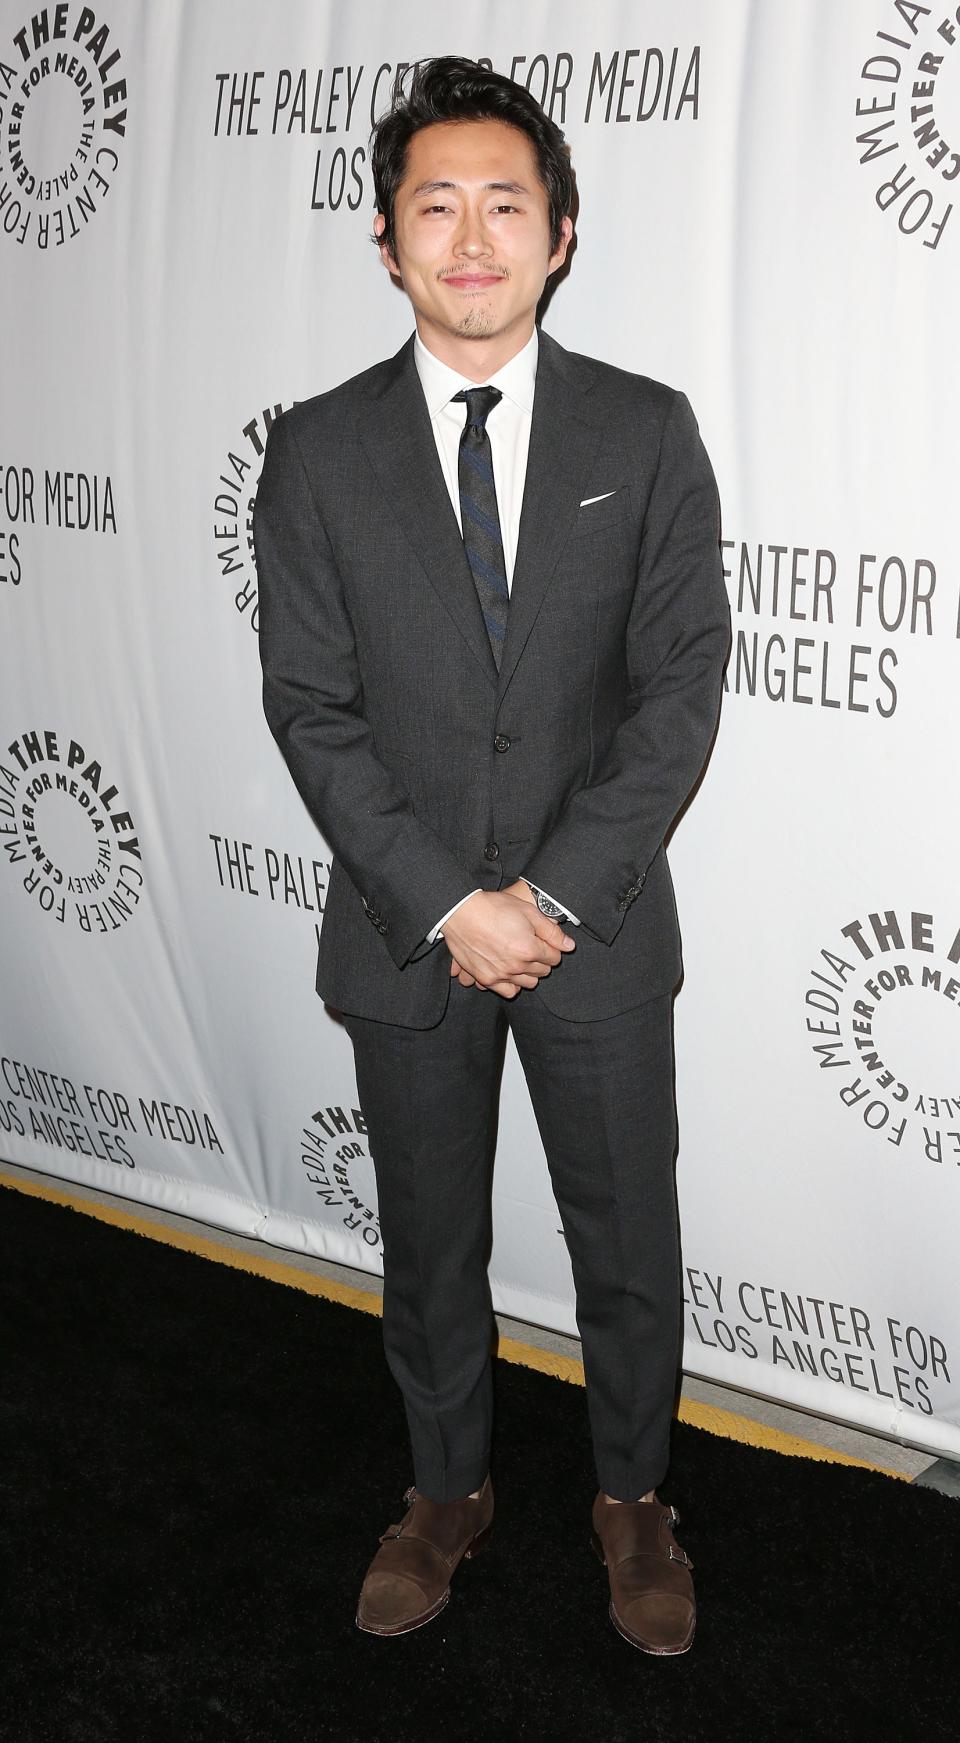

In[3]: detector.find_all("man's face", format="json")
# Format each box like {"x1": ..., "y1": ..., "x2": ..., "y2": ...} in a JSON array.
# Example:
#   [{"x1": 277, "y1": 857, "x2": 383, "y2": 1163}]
[{"x1": 376, "y1": 118, "x2": 572, "y2": 352}]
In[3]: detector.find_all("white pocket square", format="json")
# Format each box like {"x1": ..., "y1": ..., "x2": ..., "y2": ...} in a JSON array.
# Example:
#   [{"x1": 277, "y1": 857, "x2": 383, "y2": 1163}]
[{"x1": 579, "y1": 491, "x2": 617, "y2": 507}]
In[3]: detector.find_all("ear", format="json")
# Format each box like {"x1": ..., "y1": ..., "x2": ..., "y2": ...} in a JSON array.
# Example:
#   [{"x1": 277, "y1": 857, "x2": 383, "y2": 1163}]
[
  {"x1": 547, "y1": 214, "x2": 574, "y2": 277},
  {"x1": 374, "y1": 211, "x2": 400, "y2": 277}
]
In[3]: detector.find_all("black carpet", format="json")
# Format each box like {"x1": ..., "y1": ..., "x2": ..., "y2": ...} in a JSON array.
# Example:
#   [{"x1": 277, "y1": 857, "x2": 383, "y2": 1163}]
[{"x1": 1, "y1": 1181, "x2": 955, "y2": 1743}]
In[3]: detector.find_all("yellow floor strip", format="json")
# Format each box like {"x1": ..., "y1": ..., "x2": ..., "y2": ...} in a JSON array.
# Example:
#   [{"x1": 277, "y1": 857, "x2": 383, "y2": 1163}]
[
  {"x1": 0, "y1": 1170, "x2": 385, "y2": 1316},
  {"x1": 496, "y1": 1331, "x2": 907, "y2": 1478},
  {"x1": 1, "y1": 1170, "x2": 907, "y2": 1480}
]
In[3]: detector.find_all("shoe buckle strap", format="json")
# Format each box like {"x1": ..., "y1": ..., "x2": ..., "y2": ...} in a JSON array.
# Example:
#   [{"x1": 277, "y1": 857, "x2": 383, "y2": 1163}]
[
  {"x1": 668, "y1": 1544, "x2": 693, "y2": 1567},
  {"x1": 379, "y1": 1486, "x2": 419, "y2": 1541}
]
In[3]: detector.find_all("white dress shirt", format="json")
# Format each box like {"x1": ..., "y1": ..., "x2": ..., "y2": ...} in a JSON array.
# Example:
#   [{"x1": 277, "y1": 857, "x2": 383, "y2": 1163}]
[{"x1": 412, "y1": 329, "x2": 579, "y2": 944}]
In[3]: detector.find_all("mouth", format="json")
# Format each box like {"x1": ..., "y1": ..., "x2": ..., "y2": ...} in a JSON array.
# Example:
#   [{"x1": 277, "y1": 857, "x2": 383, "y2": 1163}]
[{"x1": 441, "y1": 273, "x2": 505, "y2": 289}]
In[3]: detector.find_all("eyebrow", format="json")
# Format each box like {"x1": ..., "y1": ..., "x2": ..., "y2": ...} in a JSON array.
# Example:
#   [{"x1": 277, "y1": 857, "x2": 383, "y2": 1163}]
[{"x1": 409, "y1": 179, "x2": 532, "y2": 197}]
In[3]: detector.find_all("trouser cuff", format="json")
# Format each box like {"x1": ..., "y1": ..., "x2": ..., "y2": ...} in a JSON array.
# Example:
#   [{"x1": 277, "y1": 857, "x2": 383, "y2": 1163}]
[
  {"x1": 412, "y1": 1452, "x2": 491, "y2": 1503},
  {"x1": 596, "y1": 1461, "x2": 669, "y2": 1502}
]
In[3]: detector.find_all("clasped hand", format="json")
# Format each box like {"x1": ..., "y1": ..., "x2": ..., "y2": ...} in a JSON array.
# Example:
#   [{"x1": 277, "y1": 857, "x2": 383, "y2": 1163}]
[{"x1": 442, "y1": 880, "x2": 575, "y2": 999}]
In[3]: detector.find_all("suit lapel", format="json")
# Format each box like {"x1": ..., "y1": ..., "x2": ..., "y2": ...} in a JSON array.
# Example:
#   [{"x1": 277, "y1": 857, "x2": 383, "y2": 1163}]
[
  {"x1": 359, "y1": 337, "x2": 498, "y2": 685},
  {"x1": 358, "y1": 332, "x2": 604, "y2": 696},
  {"x1": 496, "y1": 331, "x2": 603, "y2": 700}
]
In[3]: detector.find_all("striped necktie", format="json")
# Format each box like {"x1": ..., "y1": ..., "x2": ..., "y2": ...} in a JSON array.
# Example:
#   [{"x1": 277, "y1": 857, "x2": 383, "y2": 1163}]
[{"x1": 452, "y1": 385, "x2": 509, "y2": 670}]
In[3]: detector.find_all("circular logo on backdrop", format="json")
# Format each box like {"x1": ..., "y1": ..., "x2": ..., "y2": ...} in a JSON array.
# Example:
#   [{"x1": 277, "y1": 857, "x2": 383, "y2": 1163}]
[
  {"x1": 0, "y1": 6, "x2": 127, "y2": 251},
  {"x1": 805, "y1": 906, "x2": 960, "y2": 1166},
  {"x1": 212, "y1": 403, "x2": 294, "y2": 633},
  {"x1": 299, "y1": 1100, "x2": 380, "y2": 1251},
  {"x1": 0, "y1": 726, "x2": 144, "y2": 931},
  {"x1": 854, "y1": 5, "x2": 958, "y2": 253}
]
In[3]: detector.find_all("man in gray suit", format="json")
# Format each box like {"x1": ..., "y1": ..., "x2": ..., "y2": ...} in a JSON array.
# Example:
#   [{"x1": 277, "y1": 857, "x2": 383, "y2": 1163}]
[{"x1": 255, "y1": 57, "x2": 730, "y2": 1655}]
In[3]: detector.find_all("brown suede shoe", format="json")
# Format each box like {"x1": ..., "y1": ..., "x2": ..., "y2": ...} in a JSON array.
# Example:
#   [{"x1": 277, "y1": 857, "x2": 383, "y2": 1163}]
[
  {"x1": 591, "y1": 1492, "x2": 696, "y2": 1655},
  {"x1": 356, "y1": 1475, "x2": 494, "y2": 1636}
]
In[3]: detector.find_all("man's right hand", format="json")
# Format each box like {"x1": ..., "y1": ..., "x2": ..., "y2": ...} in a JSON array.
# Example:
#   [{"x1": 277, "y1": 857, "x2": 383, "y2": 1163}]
[{"x1": 441, "y1": 890, "x2": 575, "y2": 998}]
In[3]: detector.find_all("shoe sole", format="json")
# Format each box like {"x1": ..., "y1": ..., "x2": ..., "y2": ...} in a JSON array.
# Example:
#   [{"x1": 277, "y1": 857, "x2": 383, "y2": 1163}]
[
  {"x1": 355, "y1": 1520, "x2": 493, "y2": 1637},
  {"x1": 591, "y1": 1529, "x2": 696, "y2": 1657}
]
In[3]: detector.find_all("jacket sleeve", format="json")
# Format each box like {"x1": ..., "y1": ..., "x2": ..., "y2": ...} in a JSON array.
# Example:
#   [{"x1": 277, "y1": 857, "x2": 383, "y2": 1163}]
[
  {"x1": 519, "y1": 390, "x2": 731, "y2": 946},
  {"x1": 254, "y1": 411, "x2": 477, "y2": 970}
]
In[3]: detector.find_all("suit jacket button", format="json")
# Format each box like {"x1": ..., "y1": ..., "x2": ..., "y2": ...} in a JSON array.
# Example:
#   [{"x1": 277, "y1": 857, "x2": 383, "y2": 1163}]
[
  {"x1": 494, "y1": 734, "x2": 511, "y2": 753},
  {"x1": 483, "y1": 842, "x2": 500, "y2": 861}
]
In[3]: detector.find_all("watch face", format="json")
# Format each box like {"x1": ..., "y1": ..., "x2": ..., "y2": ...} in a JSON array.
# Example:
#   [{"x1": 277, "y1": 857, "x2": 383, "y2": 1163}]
[{"x1": 537, "y1": 892, "x2": 564, "y2": 919}]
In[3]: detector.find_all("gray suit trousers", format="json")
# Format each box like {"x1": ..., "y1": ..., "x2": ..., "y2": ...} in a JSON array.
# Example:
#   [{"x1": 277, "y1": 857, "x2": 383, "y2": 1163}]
[{"x1": 344, "y1": 981, "x2": 680, "y2": 1503}]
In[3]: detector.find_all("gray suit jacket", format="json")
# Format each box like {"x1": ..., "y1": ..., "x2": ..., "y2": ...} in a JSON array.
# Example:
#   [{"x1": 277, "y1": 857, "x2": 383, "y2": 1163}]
[{"x1": 254, "y1": 328, "x2": 730, "y2": 1028}]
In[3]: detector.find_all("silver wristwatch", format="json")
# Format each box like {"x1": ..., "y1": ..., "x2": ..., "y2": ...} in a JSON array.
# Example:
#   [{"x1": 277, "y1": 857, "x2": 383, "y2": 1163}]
[{"x1": 522, "y1": 880, "x2": 568, "y2": 923}]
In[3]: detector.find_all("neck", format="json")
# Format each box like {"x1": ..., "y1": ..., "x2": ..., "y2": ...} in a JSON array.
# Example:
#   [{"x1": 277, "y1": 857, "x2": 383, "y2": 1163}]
[{"x1": 414, "y1": 313, "x2": 535, "y2": 380}]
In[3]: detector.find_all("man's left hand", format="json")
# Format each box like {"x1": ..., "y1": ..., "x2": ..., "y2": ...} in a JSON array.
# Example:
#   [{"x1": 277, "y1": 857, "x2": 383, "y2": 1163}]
[{"x1": 448, "y1": 880, "x2": 539, "y2": 988}]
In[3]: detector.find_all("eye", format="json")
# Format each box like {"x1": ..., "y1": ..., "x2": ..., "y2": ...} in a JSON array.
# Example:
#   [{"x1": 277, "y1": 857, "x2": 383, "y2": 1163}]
[{"x1": 492, "y1": 204, "x2": 518, "y2": 214}]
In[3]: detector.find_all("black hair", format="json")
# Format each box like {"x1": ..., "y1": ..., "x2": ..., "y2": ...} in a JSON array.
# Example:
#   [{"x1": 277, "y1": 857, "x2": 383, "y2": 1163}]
[{"x1": 371, "y1": 56, "x2": 574, "y2": 254}]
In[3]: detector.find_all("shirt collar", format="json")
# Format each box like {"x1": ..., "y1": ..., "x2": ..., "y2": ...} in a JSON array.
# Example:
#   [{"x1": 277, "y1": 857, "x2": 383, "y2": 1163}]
[{"x1": 414, "y1": 327, "x2": 539, "y2": 419}]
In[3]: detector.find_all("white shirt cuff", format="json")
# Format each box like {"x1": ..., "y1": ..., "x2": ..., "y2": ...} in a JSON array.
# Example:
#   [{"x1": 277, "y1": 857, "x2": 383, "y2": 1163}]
[{"x1": 428, "y1": 890, "x2": 481, "y2": 944}]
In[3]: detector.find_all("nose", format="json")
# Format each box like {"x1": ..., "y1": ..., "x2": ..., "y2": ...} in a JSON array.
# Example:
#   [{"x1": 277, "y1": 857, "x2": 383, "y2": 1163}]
[{"x1": 453, "y1": 205, "x2": 493, "y2": 259}]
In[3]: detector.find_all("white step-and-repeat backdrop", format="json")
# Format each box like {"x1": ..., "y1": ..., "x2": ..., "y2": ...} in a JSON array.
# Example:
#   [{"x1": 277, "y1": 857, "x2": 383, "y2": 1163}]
[{"x1": 2, "y1": 1, "x2": 958, "y2": 1457}]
